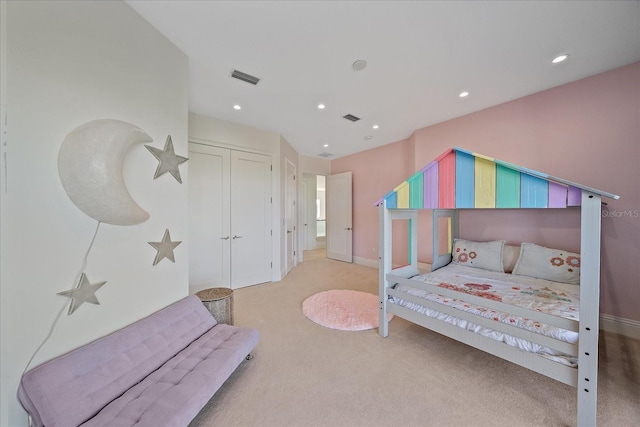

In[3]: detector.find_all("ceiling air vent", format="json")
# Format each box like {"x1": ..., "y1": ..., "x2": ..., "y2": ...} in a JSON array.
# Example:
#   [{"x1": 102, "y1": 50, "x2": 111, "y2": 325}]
[
  {"x1": 317, "y1": 152, "x2": 334, "y2": 158},
  {"x1": 342, "y1": 114, "x2": 361, "y2": 122},
  {"x1": 230, "y1": 69, "x2": 260, "y2": 85}
]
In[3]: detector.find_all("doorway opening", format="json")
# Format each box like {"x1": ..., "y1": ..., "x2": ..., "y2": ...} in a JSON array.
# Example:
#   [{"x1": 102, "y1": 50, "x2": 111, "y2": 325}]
[
  {"x1": 302, "y1": 174, "x2": 326, "y2": 258},
  {"x1": 316, "y1": 175, "x2": 326, "y2": 239}
]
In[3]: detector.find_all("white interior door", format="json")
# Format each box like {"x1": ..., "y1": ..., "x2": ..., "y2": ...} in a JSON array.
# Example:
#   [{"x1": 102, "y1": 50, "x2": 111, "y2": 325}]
[
  {"x1": 285, "y1": 159, "x2": 296, "y2": 273},
  {"x1": 302, "y1": 174, "x2": 321, "y2": 251},
  {"x1": 326, "y1": 171, "x2": 352, "y2": 262},
  {"x1": 302, "y1": 179, "x2": 309, "y2": 251},
  {"x1": 231, "y1": 151, "x2": 272, "y2": 288},
  {"x1": 188, "y1": 144, "x2": 230, "y2": 293}
]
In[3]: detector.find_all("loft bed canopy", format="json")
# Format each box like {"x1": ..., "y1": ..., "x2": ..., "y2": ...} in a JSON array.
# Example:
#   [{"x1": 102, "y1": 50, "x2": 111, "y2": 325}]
[
  {"x1": 377, "y1": 147, "x2": 619, "y2": 426},
  {"x1": 375, "y1": 147, "x2": 619, "y2": 210}
]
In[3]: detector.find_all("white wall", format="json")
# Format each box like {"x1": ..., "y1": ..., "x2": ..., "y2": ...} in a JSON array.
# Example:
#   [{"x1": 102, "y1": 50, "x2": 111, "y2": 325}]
[
  {"x1": 299, "y1": 155, "x2": 331, "y2": 176},
  {"x1": 0, "y1": 2, "x2": 189, "y2": 425},
  {"x1": 189, "y1": 112, "x2": 281, "y2": 153},
  {"x1": 0, "y1": 1, "x2": 8, "y2": 422}
]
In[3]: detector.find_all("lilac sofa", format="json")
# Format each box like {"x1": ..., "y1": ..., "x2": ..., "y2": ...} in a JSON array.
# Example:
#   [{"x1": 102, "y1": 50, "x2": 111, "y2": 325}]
[{"x1": 17, "y1": 295, "x2": 259, "y2": 427}]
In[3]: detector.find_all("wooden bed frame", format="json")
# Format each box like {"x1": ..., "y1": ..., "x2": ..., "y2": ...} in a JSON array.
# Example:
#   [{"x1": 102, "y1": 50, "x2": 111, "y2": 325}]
[{"x1": 377, "y1": 148, "x2": 619, "y2": 427}]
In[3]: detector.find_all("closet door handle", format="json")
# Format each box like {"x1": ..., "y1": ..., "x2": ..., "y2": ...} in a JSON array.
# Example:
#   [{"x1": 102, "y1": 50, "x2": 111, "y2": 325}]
[
  {"x1": 344, "y1": 227, "x2": 352, "y2": 231},
  {"x1": 232, "y1": 235, "x2": 243, "y2": 239},
  {"x1": 220, "y1": 236, "x2": 230, "y2": 240}
]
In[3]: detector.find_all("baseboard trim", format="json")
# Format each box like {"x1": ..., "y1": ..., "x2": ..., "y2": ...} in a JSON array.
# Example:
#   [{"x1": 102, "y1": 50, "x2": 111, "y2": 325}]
[
  {"x1": 599, "y1": 314, "x2": 640, "y2": 340},
  {"x1": 353, "y1": 256, "x2": 378, "y2": 269},
  {"x1": 353, "y1": 256, "x2": 431, "y2": 272}
]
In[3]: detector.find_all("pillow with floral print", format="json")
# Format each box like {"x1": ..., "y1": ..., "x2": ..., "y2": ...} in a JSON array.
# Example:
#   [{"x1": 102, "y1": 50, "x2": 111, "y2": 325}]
[
  {"x1": 451, "y1": 239, "x2": 505, "y2": 272},
  {"x1": 512, "y1": 243, "x2": 580, "y2": 285}
]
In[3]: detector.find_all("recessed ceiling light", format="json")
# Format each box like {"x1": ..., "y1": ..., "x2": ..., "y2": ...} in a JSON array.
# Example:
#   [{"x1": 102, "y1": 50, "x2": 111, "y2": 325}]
[
  {"x1": 352, "y1": 59, "x2": 367, "y2": 71},
  {"x1": 372, "y1": 125, "x2": 379, "y2": 129},
  {"x1": 318, "y1": 104, "x2": 325, "y2": 109},
  {"x1": 323, "y1": 144, "x2": 329, "y2": 148},
  {"x1": 552, "y1": 54, "x2": 569, "y2": 64},
  {"x1": 459, "y1": 91, "x2": 469, "y2": 98},
  {"x1": 364, "y1": 135, "x2": 373, "y2": 140},
  {"x1": 233, "y1": 104, "x2": 241, "y2": 110}
]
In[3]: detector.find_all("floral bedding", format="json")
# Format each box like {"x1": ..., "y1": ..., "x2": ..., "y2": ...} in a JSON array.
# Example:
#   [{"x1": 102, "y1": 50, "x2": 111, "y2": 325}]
[{"x1": 390, "y1": 264, "x2": 580, "y2": 366}]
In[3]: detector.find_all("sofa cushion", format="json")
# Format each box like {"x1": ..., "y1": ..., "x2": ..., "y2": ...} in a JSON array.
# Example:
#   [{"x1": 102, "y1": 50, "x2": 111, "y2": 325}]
[
  {"x1": 18, "y1": 296, "x2": 217, "y2": 427},
  {"x1": 82, "y1": 324, "x2": 259, "y2": 427}
]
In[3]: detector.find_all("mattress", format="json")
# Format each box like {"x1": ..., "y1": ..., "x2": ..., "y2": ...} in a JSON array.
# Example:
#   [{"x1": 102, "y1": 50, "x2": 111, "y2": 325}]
[{"x1": 389, "y1": 264, "x2": 579, "y2": 366}]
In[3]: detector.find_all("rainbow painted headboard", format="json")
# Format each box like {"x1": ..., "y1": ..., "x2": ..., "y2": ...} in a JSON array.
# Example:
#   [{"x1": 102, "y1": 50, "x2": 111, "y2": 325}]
[{"x1": 376, "y1": 147, "x2": 619, "y2": 209}]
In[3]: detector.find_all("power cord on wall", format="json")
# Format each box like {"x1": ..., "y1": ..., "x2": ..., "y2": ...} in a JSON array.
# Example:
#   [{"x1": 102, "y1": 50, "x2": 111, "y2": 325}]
[{"x1": 22, "y1": 221, "x2": 102, "y2": 374}]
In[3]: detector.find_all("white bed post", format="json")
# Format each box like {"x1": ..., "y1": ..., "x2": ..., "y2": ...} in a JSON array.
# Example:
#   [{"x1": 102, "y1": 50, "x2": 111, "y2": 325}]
[
  {"x1": 577, "y1": 191, "x2": 601, "y2": 427},
  {"x1": 379, "y1": 200, "x2": 392, "y2": 337},
  {"x1": 431, "y1": 210, "x2": 459, "y2": 271},
  {"x1": 409, "y1": 211, "x2": 418, "y2": 270}
]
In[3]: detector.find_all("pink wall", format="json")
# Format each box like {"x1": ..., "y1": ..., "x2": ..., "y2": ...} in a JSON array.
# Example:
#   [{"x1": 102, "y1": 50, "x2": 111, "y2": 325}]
[
  {"x1": 332, "y1": 61, "x2": 640, "y2": 322},
  {"x1": 332, "y1": 137, "x2": 414, "y2": 265}
]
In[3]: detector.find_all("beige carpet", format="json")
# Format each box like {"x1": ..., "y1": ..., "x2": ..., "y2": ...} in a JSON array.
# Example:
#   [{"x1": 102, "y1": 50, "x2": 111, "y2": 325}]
[{"x1": 190, "y1": 249, "x2": 640, "y2": 427}]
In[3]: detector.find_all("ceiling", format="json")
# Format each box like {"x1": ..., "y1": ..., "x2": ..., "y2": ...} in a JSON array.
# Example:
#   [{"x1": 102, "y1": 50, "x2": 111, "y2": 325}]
[{"x1": 126, "y1": 1, "x2": 640, "y2": 159}]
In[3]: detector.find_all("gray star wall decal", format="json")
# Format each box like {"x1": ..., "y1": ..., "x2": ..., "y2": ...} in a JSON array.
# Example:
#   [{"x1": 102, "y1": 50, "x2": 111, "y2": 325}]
[
  {"x1": 148, "y1": 228, "x2": 182, "y2": 265},
  {"x1": 145, "y1": 135, "x2": 188, "y2": 183},
  {"x1": 57, "y1": 273, "x2": 107, "y2": 315}
]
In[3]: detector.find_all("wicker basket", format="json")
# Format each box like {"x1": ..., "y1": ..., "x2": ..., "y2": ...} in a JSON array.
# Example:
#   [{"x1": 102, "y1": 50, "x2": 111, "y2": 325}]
[{"x1": 195, "y1": 288, "x2": 234, "y2": 325}]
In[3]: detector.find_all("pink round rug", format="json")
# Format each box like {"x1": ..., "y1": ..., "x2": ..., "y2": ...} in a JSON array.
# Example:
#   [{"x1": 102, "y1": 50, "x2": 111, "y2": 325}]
[{"x1": 302, "y1": 290, "x2": 393, "y2": 331}]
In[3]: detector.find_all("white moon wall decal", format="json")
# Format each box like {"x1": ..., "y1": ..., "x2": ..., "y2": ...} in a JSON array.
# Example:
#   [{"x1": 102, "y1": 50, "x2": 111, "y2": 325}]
[{"x1": 58, "y1": 119, "x2": 152, "y2": 225}]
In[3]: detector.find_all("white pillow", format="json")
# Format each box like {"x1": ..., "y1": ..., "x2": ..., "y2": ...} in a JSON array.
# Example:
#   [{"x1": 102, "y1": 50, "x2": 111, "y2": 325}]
[
  {"x1": 502, "y1": 245, "x2": 521, "y2": 274},
  {"x1": 512, "y1": 243, "x2": 581, "y2": 285},
  {"x1": 451, "y1": 239, "x2": 505, "y2": 272}
]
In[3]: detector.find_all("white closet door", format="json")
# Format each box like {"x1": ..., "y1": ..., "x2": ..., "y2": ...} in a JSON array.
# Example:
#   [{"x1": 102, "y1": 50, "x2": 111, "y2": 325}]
[
  {"x1": 188, "y1": 144, "x2": 230, "y2": 293},
  {"x1": 230, "y1": 151, "x2": 272, "y2": 288},
  {"x1": 326, "y1": 171, "x2": 353, "y2": 262},
  {"x1": 285, "y1": 158, "x2": 296, "y2": 273}
]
